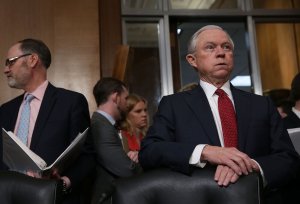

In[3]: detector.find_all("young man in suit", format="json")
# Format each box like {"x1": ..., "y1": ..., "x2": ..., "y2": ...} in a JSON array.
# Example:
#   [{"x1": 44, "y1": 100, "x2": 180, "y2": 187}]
[
  {"x1": 139, "y1": 25, "x2": 300, "y2": 204},
  {"x1": 284, "y1": 73, "x2": 300, "y2": 129},
  {"x1": 90, "y1": 77, "x2": 142, "y2": 204},
  {"x1": 0, "y1": 38, "x2": 94, "y2": 204}
]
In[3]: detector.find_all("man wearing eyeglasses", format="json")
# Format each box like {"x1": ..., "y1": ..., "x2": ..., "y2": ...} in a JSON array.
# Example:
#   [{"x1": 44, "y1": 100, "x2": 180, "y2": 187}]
[{"x1": 0, "y1": 38, "x2": 95, "y2": 204}]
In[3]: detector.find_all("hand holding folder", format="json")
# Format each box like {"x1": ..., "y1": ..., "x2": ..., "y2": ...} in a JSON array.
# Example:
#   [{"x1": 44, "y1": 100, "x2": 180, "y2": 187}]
[{"x1": 2, "y1": 128, "x2": 89, "y2": 176}]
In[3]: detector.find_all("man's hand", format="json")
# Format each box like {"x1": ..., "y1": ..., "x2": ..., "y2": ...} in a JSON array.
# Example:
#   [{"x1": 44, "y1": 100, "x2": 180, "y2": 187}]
[
  {"x1": 127, "y1": 151, "x2": 139, "y2": 163},
  {"x1": 214, "y1": 164, "x2": 239, "y2": 186},
  {"x1": 26, "y1": 170, "x2": 42, "y2": 178},
  {"x1": 50, "y1": 168, "x2": 71, "y2": 189},
  {"x1": 201, "y1": 145, "x2": 256, "y2": 176}
]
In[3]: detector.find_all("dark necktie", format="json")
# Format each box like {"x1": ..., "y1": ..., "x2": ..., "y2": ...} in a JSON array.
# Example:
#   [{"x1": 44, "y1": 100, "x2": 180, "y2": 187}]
[
  {"x1": 215, "y1": 89, "x2": 238, "y2": 148},
  {"x1": 17, "y1": 94, "x2": 35, "y2": 145}
]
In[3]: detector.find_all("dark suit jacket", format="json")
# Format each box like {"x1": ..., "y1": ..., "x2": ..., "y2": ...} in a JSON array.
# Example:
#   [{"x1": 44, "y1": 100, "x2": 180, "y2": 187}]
[
  {"x1": 284, "y1": 111, "x2": 300, "y2": 129},
  {"x1": 139, "y1": 84, "x2": 299, "y2": 190},
  {"x1": 90, "y1": 112, "x2": 141, "y2": 204},
  {"x1": 0, "y1": 83, "x2": 93, "y2": 189}
]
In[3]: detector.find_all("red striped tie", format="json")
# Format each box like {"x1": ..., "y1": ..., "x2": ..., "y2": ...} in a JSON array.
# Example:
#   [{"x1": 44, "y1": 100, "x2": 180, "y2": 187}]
[{"x1": 215, "y1": 89, "x2": 238, "y2": 148}]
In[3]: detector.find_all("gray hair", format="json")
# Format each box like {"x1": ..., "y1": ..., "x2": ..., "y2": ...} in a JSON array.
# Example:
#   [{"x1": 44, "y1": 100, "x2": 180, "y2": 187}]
[{"x1": 187, "y1": 25, "x2": 234, "y2": 54}]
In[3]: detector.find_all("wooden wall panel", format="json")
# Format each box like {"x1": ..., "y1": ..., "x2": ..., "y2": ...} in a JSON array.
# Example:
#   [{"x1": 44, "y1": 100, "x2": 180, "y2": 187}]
[
  {"x1": 99, "y1": 0, "x2": 122, "y2": 77},
  {"x1": 0, "y1": 0, "x2": 99, "y2": 114},
  {"x1": 295, "y1": 0, "x2": 300, "y2": 8},
  {"x1": 256, "y1": 23, "x2": 299, "y2": 91},
  {"x1": 253, "y1": 0, "x2": 294, "y2": 9}
]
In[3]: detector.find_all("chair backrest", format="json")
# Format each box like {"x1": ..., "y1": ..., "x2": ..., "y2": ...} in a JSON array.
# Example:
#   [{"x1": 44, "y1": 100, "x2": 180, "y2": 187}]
[
  {"x1": 0, "y1": 171, "x2": 63, "y2": 204},
  {"x1": 112, "y1": 166, "x2": 262, "y2": 204},
  {"x1": 288, "y1": 128, "x2": 300, "y2": 154}
]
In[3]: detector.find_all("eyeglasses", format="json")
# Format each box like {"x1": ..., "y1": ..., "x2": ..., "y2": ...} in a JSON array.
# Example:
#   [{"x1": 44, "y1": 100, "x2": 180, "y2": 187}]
[{"x1": 5, "y1": 53, "x2": 32, "y2": 67}]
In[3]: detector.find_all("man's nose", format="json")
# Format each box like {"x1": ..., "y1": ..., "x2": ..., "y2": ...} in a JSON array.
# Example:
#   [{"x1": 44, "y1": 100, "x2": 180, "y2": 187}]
[
  {"x1": 215, "y1": 46, "x2": 225, "y2": 55},
  {"x1": 215, "y1": 46, "x2": 225, "y2": 56},
  {"x1": 3, "y1": 66, "x2": 10, "y2": 74}
]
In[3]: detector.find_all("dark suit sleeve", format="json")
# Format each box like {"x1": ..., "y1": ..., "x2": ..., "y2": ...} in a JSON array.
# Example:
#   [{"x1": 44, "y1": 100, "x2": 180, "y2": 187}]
[
  {"x1": 139, "y1": 96, "x2": 196, "y2": 174},
  {"x1": 0, "y1": 96, "x2": 23, "y2": 170},
  {"x1": 283, "y1": 112, "x2": 300, "y2": 129},
  {"x1": 253, "y1": 97, "x2": 300, "y2": 188},
  {"x1": 63, "y1": 93, "x2": 95, "y2": 187},
  {"x1": 91, "y1": 114, "x2": 139, "y2": 177},
  {"x1": 68, "y1": 93, "x2": 90, "y2": 140},
  {"x1": 0, "y1": 107, "x2": 3, "y2": 170}
]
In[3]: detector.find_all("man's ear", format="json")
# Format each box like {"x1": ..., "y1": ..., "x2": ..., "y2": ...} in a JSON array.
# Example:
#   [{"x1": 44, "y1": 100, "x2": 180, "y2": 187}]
[
  {"x1": 186, "y1": 54, "x2": 197, "y2": 67},
  {"x1": 27, "y1": 53, "x2": 39, "y2": 68},
  {"x1": 111, "y1": 92, "x2": 118, "y2": 103}
]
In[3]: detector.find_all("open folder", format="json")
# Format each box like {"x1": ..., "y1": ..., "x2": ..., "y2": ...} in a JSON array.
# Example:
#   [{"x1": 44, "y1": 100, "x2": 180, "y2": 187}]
[
  {"x1": 2, "y1": 127, "x2": 89, "y2": 175},
  {"x1": 287, "y1": 128, "x2": 300, "y2": 154}
]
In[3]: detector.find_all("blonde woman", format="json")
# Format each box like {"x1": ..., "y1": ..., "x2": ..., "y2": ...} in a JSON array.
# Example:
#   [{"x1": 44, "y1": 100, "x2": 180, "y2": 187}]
[{"x1": 120, "y1": 94, "x2": 149, "y2": 163}]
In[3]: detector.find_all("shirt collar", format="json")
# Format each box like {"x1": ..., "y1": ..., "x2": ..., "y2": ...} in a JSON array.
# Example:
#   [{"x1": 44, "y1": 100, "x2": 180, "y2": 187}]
[
  {"x1": 24, "y1": 80, "x2": 48, "y2": 101},
  {"x1": 97, "y1": 110, "x2": 116, "y2": 125},
  {"x1": 200, "y1": 80, "x2": 232, "y2": 98}
]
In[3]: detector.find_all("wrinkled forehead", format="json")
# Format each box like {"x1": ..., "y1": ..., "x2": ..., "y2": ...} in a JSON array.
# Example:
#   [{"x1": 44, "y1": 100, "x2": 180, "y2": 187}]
[{"x1": 198, "y1": 29, "x2": 232, "y2": 45}]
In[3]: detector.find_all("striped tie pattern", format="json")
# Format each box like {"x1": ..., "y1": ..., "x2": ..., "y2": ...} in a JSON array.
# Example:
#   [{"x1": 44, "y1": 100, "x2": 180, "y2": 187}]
[
  {"x1": 215, "y1": 89, "x2": 238, "y2": 148},
  {"x1": 17, "y1": 94, "x2": 35, "y2": 145}
]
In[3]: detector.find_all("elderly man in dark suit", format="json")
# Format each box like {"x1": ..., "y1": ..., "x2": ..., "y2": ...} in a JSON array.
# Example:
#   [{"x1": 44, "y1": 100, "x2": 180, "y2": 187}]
[
  {"x1": 139, "y1": 25, "x2": 300, "y2": 204},
  {"x1": 0, "y1": 38, "x2": 94, "y2": 204}
]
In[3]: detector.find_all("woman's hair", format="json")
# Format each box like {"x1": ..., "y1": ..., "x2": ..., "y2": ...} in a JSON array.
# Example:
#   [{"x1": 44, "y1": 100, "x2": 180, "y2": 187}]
[{"x1": 121, "y1": 93, "x2": 149, "y2": 136}]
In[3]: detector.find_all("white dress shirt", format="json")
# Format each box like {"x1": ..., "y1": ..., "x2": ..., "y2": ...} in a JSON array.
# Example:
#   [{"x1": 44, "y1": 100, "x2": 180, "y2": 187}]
[
  {"x1": 189, "y1": 80, "x2": 233, "y2": 167},
  {"x1": 188, "y1": 80, "x2": 265, "y2": 186}
]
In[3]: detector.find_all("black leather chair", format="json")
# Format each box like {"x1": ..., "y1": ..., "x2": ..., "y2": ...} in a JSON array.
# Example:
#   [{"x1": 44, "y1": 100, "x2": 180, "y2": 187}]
[
  {"x1": 0, "y1": 171, "x2": 63, "y2": 204},
  {"x1": 112, "y1": 166, "x2": 262, "y2": 204}
]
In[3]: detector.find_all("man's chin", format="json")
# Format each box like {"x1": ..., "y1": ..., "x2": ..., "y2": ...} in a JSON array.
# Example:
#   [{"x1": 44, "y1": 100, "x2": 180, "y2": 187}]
[
  {"x1": 7, "y1": 80, "x2": 22, "y2": 89},
  {"x1": 7, "y1": 81, "x2": 16, "y2": 88},
  {"x1": 214, "y1": 70, "x2": 231, "y2": 79}
]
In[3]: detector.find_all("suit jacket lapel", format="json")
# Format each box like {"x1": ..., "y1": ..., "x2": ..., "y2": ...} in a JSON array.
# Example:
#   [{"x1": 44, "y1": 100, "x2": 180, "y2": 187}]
[
  {"x1": 231, "y1": 85, "x2": 250, "y2": 151},
  {"x1": 8, "y1": 95, "x2": 24, "y2": 131},
  {"x1": 30, "y1": 83, "x2": 57, "y2": 149},
  {"x1": 184, "y1": 86, "x2": 221, "y2": 146}
]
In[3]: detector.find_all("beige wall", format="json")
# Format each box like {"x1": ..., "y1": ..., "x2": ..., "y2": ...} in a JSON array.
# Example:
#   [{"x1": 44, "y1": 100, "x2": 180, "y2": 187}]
[{"x1": 0, "y1": 0, "x2": 100, "y2": 114}]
